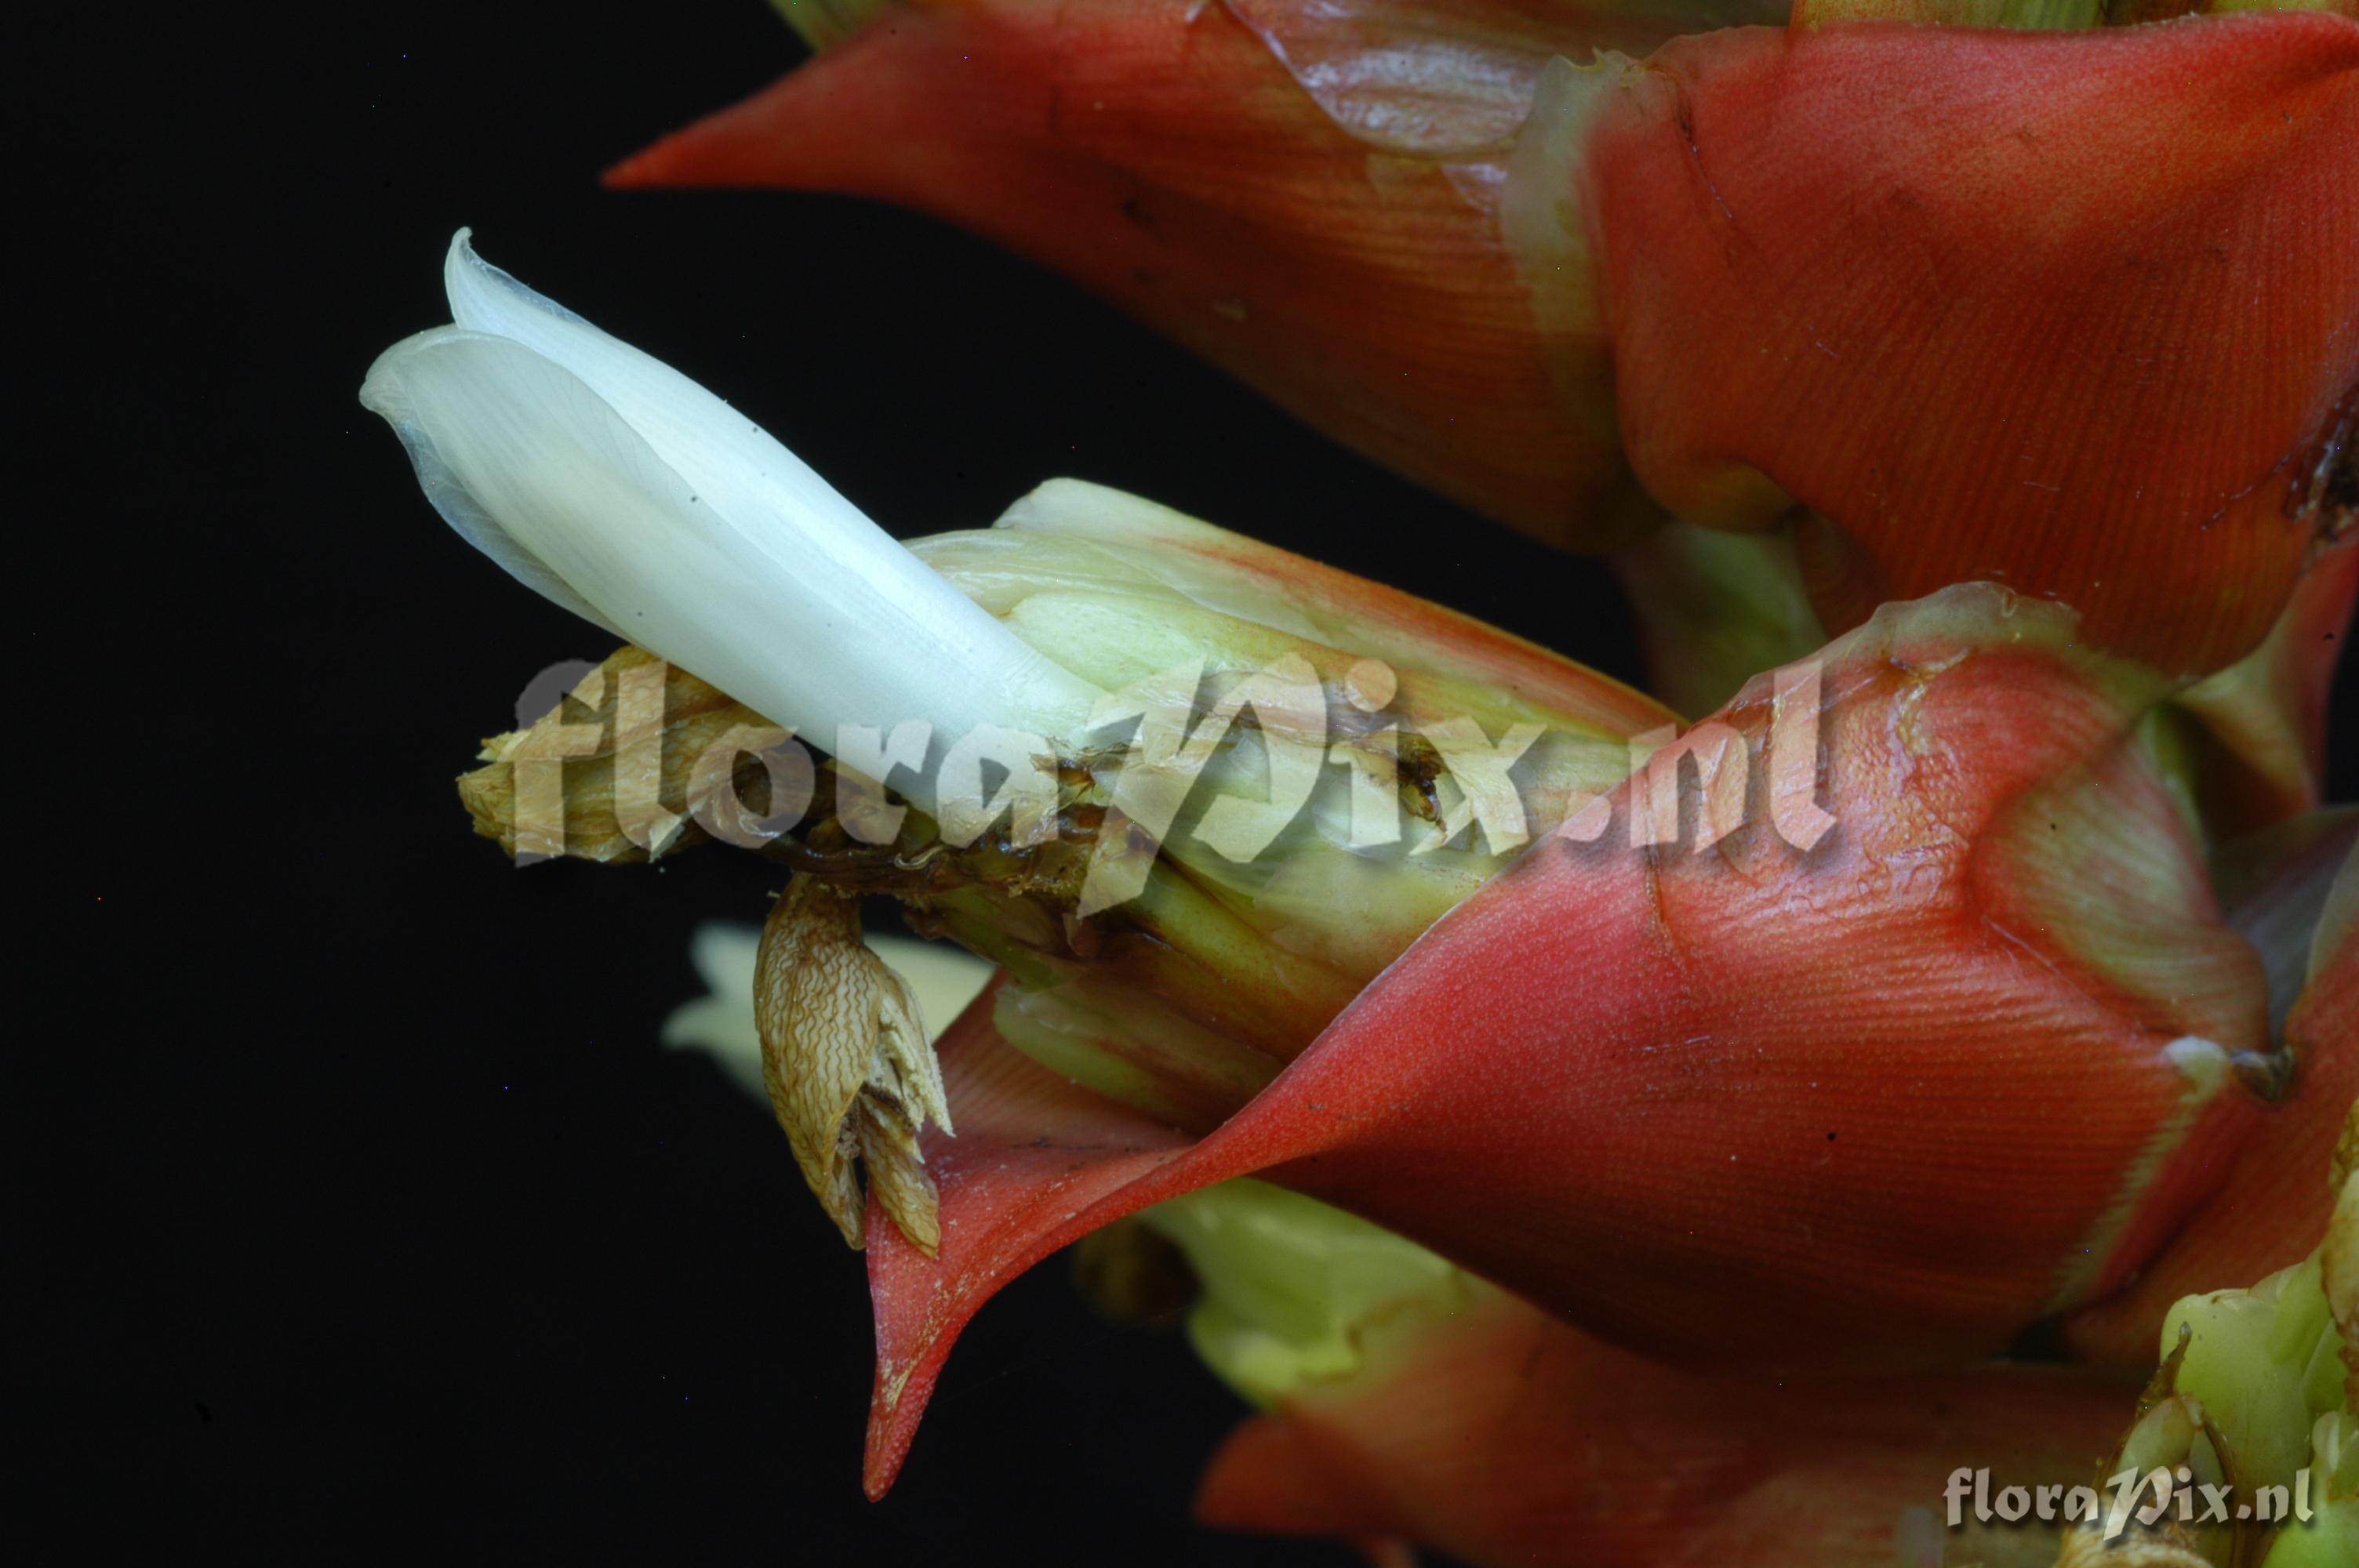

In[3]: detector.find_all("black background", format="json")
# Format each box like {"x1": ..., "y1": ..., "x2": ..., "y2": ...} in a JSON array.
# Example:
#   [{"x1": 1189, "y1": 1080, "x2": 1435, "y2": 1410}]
[
  {"x1": 26, "y1": 2, "x2": 2354, "y2": 1561},
  {"x1": 25, "y1": 2, "x2": 1650, "y2": 1559}
]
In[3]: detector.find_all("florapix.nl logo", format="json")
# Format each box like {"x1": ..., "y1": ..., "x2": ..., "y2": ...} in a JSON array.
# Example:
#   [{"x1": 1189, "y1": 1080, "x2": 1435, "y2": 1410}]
[{"x1": 488, "y1": 648, "x2": 1839, "y2": 913}]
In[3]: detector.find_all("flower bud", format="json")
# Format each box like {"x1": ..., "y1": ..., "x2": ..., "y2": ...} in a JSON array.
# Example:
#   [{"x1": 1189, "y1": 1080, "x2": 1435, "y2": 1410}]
[{"x1": 2066, "y1": 1094, "x2": 2357, "y2": 1567}]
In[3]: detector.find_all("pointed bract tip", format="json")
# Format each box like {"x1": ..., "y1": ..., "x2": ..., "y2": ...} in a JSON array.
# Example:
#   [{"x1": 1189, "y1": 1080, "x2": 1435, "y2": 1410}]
[{"x1": 601, "y1": 143, "x2": 670, "y2": 191}]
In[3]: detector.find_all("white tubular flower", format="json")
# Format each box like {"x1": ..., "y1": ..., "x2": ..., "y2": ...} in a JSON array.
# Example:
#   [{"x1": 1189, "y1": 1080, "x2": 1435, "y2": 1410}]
[
  {"x1": 378, "y1": 230, "x2": 1679, "y2": 1250},
  {"x1": 360, "y1": 230, "x2": 1100, "y2": 805}
]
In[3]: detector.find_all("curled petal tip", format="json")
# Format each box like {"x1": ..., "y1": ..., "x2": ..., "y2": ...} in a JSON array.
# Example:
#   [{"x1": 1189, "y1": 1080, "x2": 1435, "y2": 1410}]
[{"x1": 365, "y1": 233, "x2": 1103, "y2": 787}]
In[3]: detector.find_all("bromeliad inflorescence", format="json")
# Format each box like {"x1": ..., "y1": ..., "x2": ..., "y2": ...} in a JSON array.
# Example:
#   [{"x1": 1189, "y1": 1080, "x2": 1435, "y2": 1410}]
[{"x1": 366, "y1": 3, "x2": 2359, "y2": 1556}]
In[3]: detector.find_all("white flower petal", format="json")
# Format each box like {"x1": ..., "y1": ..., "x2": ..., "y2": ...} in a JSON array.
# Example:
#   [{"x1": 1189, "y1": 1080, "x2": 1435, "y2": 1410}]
[
  {"x1": 440, "y1": 230, "x2": 887, "y2": 571},
  {"x1": 363, "y1": 234, "x2": 1101, "y2": 781},
  {"x1": 360, "y1": 328, "x2": 625, "y2": 639}
]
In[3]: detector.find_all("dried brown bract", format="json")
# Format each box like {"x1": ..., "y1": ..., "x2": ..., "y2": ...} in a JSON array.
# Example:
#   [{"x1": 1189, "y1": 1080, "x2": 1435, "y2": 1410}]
[{"x1": 754, "y1": 875, "x2": 952, "y2": 1254}]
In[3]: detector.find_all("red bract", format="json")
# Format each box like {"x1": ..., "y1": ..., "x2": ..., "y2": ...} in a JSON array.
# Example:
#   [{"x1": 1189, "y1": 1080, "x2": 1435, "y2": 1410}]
[
  {"x1": 859, "y1": 587, "x2": 2277, "y2": 1494},
  {"x1": 2064, "y1": 826, "x2": 2357, "y2": 1365},
  {"x1": 1583, "y1": 14, "x2": 2359, "y2": 678},
  {"x1": 1191, "y1": 1294, "x2": 2134, "y2": 1567},
  {"x1": 2173, "y1": 534, "x2": 2359, "y2": 833},
  {"x1": 617, "y1": 7, "x2": 2359, "y2": 677},
  {"x1": 609, "y1": 0, "x2": 1692, "y2": 542}
]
